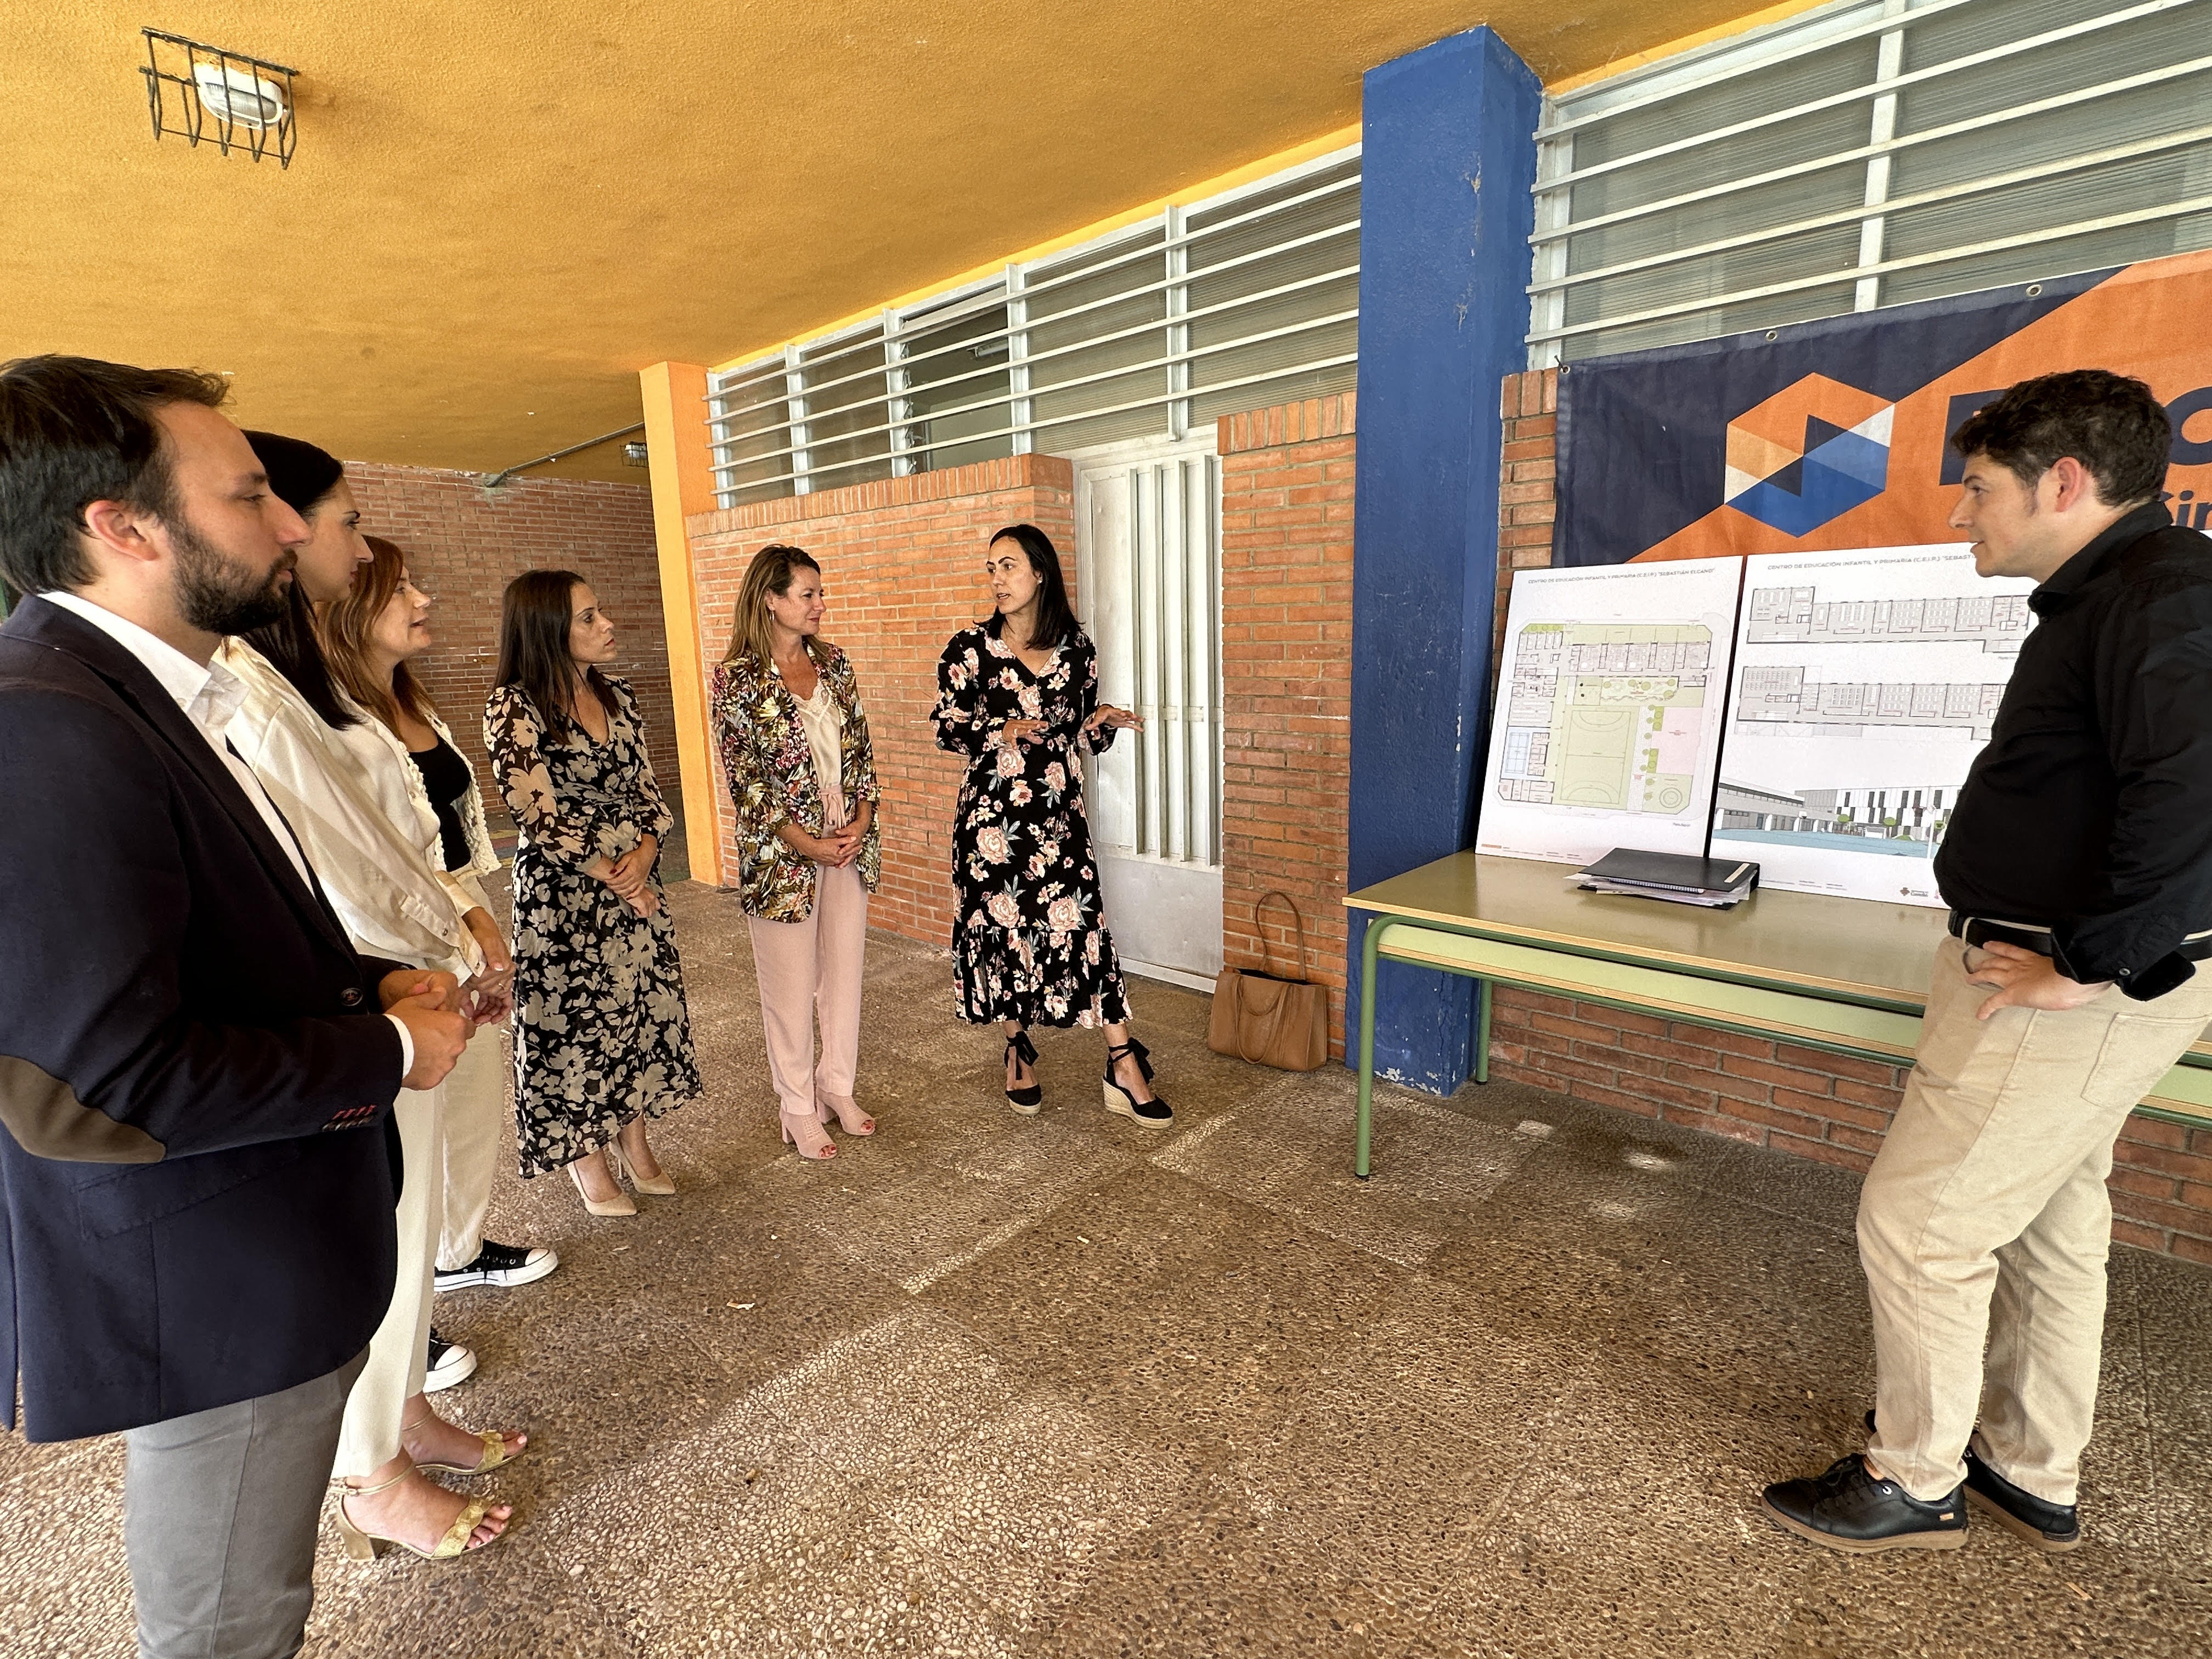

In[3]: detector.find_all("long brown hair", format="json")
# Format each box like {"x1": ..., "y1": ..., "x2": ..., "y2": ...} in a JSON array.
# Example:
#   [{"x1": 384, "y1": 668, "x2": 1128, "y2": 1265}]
[
  {"x1": 324, "y1": 534, "x2": 436, "y2": 731},
  {"x1": 722, "y1": 543, "x2": 826, "y2": 671},
  {"x1": 983, "y1": 523, "x2": 1077, "y2": 650},
  {"x1": 495, "y1": 568, "x2": 616, "y2": 733},
  {"x1": 238, "y1": 429, "x2": 360, "y2": 730}
]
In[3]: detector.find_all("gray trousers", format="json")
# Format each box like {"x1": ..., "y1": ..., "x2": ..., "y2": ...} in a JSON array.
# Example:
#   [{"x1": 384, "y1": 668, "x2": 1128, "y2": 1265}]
[{"x1": 122, "y1": 1347, "x2": 369, "y2": 1659}]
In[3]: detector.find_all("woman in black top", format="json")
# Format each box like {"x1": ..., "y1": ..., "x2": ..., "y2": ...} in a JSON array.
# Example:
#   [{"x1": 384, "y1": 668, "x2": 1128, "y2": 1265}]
[
  {"x1": 933, "y1": 524, "x2": 1171, "y2": 1127},
  {"x1": 323, "y1": 537, "x2": 561, "y2": 1283}
]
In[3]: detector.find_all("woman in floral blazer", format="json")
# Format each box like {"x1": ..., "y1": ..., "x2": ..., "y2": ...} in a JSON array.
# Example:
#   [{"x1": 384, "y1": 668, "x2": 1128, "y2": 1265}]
[{"x1": 711, "y1": 544, "x2": 882, "y2": 1160}]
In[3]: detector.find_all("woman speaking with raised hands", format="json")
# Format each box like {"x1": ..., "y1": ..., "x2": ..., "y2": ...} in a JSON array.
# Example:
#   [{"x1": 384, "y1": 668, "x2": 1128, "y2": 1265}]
[
  {"x1": 710, "y1": 543, "x2": 882, "y2": 1161},
  {"x1": 932, "y1": 523, "x2": 1170, "y2": 1128}
]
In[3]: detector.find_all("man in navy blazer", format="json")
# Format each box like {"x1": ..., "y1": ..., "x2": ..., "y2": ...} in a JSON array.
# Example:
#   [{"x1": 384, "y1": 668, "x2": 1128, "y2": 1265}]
[{"x1": 0, "y1": 356, "x2": 472, "y2": 1659}]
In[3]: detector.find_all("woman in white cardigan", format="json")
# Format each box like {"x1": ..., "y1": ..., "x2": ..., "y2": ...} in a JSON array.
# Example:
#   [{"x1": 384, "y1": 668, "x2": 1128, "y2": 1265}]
[
  {"x1": 324, "y1": 538, "x2": 551, "y2": 1300},
  {"x1": 221, "y1": 432, "x2": 530, "y2": 1562}
]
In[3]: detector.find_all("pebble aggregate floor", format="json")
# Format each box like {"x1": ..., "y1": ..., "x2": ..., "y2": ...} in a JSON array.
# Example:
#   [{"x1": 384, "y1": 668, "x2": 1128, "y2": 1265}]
[{"x1": 5, "y1": 879, "x2": 2212, "y2": 1657}]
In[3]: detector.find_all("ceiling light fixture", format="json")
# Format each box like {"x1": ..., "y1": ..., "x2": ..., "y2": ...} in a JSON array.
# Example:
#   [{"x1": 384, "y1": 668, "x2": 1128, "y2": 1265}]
[{"x1": 141, "y1": 29, "x2": 298, "y2": 168}]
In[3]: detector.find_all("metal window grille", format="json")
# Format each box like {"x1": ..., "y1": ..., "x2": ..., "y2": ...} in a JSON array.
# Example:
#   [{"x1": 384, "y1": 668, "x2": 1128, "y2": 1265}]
[
  {"x1": 709, "y1": 148, "x2": 1360, "y2": 505},
  {"x1": 1528, "y1": 0, "x2": 2212, "y2": 365}
]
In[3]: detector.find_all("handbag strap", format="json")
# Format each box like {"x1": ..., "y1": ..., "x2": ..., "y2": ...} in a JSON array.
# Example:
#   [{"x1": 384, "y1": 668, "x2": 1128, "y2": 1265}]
[{"x1": 1252, "y1": 889, "x2": 1310, "y2": 984}]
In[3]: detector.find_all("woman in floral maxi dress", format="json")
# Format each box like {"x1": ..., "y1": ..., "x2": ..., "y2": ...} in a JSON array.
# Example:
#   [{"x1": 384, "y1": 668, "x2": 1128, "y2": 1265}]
[
  {"x1": 933, "y1": 523, "x2": 1172, "y2": 1128},
  {"x1": 485, "y1": 569, "x2": 701, "y2": 1215}
]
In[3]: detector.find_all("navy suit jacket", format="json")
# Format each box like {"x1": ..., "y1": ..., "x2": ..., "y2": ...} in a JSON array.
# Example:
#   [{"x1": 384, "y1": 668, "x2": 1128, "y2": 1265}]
[{"x1": 0, "y1": 596, "x2": 407, "y2": 1441}]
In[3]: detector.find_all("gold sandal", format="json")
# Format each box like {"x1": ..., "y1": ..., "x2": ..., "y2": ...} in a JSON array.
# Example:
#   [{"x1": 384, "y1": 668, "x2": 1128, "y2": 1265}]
[
  {"x1": 334, "y1": 1469, "x2": 503, "y2": 1562},
  {"x1": 404, "y1": 1412, "x2": 526, "y2": 1476}
]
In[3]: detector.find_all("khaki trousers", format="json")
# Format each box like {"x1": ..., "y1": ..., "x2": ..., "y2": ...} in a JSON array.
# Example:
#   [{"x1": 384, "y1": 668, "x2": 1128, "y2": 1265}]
[
  {"x1": 436, "y1": 1023, "x2": 508, "y2": 1271},
  {"x1": 332, "y1": 1081, "x2": 439, "y2": 1477},
  {"x1": 1860, "y1": 936, "x2": 2212, "y2": 1504},
  {"x1": 747, "y1": 862, "x2": 869, "y2": 1123}
]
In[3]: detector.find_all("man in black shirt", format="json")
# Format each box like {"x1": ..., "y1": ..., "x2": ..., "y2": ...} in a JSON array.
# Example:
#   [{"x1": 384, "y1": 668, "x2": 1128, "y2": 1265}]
[{"x1": 1764, "y1": 369, "x2": 2212, "y2": 1555}]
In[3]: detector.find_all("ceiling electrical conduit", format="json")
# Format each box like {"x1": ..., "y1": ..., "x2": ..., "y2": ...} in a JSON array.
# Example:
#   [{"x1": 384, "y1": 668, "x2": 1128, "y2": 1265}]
[{"x1": 481, "y1": 421, "x2": 646, "y2": 489}]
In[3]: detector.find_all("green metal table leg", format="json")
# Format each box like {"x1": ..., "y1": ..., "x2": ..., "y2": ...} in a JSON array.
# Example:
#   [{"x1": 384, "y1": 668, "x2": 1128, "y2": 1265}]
[
  {"x1": 1475, "y1": 977, "x2": 1492, "y2": 1085},
  {"x1": 1356, "y1": 917, "x2": 1390, "y2": 1180}
]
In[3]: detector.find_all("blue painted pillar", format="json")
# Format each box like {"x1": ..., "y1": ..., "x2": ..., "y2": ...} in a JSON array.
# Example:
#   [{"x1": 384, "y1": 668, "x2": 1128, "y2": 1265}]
[{"x1": 1345, "y1": 28, "x2": 1542, "y2": 1093}]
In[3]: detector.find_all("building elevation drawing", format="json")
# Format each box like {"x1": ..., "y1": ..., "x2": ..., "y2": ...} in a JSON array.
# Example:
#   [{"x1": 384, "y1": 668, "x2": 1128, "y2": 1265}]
[
  {"x1": 1714, "y1": 545, "x2": 2038, "y2": 907},
  {"x1": 1733, "y1": 666, "x2": 2008, "y2": 740},
  {"x1": 1743, "y1": 588, "x2": 2030, "y2": 652},
  {"x1": 1494, "y1": 623, "x2": 1712, "y2": 813}
]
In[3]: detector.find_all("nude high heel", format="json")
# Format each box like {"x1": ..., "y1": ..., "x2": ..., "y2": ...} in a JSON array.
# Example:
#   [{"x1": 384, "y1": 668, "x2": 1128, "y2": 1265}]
[
  {"x1": 567, "y1": 1153, "x2": 636, "y2": 1216},
  {"x1": 609, "y1": 1139, "x2": 676, "y2": 1196},
  {"x1": 819, "y1": 1092, "x2": 874, "y2": 1136},
  {"x1": 781, "y1": 1109, "x2": 837, "y2": 1161}
]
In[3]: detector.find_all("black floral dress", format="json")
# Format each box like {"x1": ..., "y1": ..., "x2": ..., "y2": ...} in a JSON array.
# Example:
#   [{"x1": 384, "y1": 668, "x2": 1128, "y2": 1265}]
[
  {"x1": 484, "y1": 676, "x2": 701, "y2": 1177},
  {"x1": 934, "y1": 624, "x2": 1131, "y2": 1029}
]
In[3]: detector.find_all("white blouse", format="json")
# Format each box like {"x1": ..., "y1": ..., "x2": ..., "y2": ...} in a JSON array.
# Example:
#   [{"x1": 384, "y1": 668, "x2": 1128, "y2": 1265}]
[
  {"x1": 217, "y1": 639, "x2": 484, "y2": 979},
  {"x1": 797, "y1": 680, "x2": 847, "y2": 825}
]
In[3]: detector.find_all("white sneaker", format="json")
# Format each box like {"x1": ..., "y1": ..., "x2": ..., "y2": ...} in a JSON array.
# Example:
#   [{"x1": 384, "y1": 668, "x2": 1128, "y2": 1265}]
[{"x1": 424, "y1": 1329, "x2": 477, "y2": 1393}]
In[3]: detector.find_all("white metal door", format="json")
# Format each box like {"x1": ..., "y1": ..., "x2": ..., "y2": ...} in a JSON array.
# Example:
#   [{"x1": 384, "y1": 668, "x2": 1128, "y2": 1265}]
[{"x1": 1069, "y1": 434, "x2": 1223, "y2": 990}]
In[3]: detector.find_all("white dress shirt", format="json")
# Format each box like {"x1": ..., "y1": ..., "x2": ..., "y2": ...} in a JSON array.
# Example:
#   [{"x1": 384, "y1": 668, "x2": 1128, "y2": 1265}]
[{"x1": 40, "y1": 591, "x2": 414, "y2": 1073}]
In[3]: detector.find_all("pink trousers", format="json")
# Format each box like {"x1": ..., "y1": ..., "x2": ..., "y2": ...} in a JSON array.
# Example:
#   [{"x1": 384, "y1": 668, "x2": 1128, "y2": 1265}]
[{"x1": 747, "y1": 861, "x2": 869, "y2": 1122}]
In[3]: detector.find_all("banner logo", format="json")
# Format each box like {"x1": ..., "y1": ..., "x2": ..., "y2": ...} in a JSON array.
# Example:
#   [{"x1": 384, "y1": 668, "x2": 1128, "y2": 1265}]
[{"x1": 1723, "y1": 374, "x2": 1895, "y2": 538}]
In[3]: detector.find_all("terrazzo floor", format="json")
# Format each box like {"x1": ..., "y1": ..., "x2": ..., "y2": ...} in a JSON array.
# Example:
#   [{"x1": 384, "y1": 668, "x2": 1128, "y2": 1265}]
[{"x1": 6, "y1": 879, "x2": 2212, "y2": 1657}]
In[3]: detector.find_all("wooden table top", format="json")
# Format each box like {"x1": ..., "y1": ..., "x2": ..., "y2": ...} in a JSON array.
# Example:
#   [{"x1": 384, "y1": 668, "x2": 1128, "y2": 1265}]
[{"x1": 1346, "y1": 850, "x2": 1965, "y2": 1009}]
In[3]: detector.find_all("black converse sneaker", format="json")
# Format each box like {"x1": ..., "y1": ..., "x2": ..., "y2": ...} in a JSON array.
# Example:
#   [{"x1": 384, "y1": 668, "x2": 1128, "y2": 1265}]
[
  {"x1": 434, "y1": 1239, "x2": 560, "y2": 1292},
  {"x1": 1761, "y1": 1454, "x2": 1968, "y2": 1553},
  {"x1": 424, "y1": 1329, "x2": 477, "y2": 1393}
]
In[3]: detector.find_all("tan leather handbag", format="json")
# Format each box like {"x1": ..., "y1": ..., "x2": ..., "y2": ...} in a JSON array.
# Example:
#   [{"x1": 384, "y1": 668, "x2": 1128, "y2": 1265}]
[{"x1": 1207, "y1": 890, "x2": 1330, "y2": 1071}]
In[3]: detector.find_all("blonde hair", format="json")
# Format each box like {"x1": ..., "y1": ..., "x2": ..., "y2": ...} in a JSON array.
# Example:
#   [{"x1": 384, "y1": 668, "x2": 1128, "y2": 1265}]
[{"x1": 723, "y1": 543, "x2": 827, "y2": 670}]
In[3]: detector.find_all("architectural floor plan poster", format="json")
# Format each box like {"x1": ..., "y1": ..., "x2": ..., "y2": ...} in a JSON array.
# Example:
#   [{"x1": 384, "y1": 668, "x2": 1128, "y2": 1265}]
[
  {"x1": 1478, "y1": 555, "x2": 1745, "y2": 865},
  {"x1": 1714, "y1": 544, "x2": 2038, "y2": 905}
]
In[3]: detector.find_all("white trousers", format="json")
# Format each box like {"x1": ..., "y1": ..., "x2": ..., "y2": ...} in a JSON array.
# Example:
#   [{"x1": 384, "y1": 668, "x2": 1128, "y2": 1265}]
[
  {"x1": 332, "y1": 1082, "x2": 440, "y2": 1478},
  {"x1": 747, "y1": 863, "x2": 869, "y2": 1122},
  {"x1": 436, "y1": 1024, "x2": 508, "y2": 1271}
]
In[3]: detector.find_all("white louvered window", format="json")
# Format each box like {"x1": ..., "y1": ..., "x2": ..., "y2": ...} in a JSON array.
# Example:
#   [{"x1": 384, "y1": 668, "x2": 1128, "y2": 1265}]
[
  {"x1": 709, "y1": 148, "x2": 1360, "y2": 505},
  {"x1": 1528, "y1": 0, "x2": 2212, "y2": 365}
]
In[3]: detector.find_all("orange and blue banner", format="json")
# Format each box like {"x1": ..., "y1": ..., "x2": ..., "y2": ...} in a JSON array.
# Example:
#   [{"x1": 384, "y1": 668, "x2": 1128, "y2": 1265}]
[{"x1": 1555, "y1": 249, "x2": 2212, "y2": 566}]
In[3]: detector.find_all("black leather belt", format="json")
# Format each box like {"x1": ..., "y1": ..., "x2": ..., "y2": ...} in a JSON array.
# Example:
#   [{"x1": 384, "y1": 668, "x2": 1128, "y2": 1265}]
[
  {"x1": 1946, "y1": 912, "x2": 2056, "y2": 957},
  {"x1": 1949, "y1": 911, "x2": 2212, "y2": 962}
]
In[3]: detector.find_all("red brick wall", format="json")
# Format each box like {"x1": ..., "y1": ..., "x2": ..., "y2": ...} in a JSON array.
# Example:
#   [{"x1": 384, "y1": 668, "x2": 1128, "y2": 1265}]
[
  {"x1": 346, "y1": 464, "x2": 678, "y2": 820},
  {"x1": 684, "y1": 458, "x2": 1076, "y2": 946},
  {"x1": 1493, "y1": 368, "x2": 1559, "y2": 690},
  {"x1": 1480, "y1": 368, "x2": 2212, "y2": 1260},
  {"x1": 1218, "y1": 395, "x2": 1356, "y2": 1057}
]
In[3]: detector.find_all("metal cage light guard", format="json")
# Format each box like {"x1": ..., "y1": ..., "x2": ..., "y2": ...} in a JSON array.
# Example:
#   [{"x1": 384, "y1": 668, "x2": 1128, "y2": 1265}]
[{"x1": 141, "y1": 30, "x2": 299, "y2": 168}]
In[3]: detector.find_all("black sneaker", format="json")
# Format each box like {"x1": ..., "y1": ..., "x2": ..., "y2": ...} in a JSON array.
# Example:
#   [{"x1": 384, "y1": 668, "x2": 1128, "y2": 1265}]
[
  {"x1": 435, "y1": 1239, "x2": 560, "y2": 1292},
  {"x1": 1963, "y1": 1446, "x2": 2081, "y2": 1553},
  {"x1": 424, "y1": 1329, "x2": 477, "y2": 1393},
  {"x1": 1762, "y1": 1454, "x2": 1968, "y2": 1553},
  {"x1": 1860, "y1": 1409, "x2": 2081, "y2": 1553}
]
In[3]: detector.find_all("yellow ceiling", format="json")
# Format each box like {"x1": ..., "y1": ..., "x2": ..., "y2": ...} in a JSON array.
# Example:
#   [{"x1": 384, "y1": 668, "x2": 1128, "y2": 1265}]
[{"x1": 2, "y1": 2, "x2": 1775, "y2": 483}]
